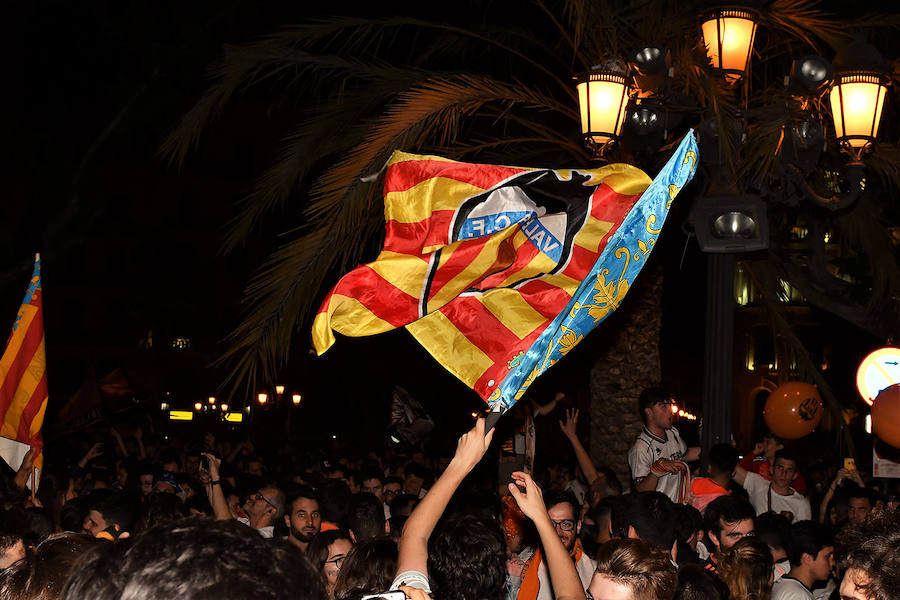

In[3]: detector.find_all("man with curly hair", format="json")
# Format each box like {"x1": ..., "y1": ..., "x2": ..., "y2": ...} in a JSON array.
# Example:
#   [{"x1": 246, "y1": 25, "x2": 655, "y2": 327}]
[{"x1": 835, "y1": 509, "x2": 900, "y2": 600}]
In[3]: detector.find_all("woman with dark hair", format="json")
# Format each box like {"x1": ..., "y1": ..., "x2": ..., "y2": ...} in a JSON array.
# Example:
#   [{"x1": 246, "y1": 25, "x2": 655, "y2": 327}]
[
  {"x1": 717, "y1": 537, "x2": 774, "y2": 600},
  {"x1": 334, "y1": 538, "x2": 398, "y2": 600},
  {"x1": 308, "y1": 530, "x2": 353, "y2": 598}
]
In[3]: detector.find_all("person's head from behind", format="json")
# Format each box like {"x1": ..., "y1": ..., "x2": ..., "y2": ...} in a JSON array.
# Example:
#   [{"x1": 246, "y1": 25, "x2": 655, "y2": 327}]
[
  {"x1": 717, "y1": 537, "x2": 774, "y2": 600},
  {"x1": 638, "y1": 387, "x2": 674, "y2": 430},
  {"x1": 0, "y1": 532, "x2": 100, "y2": 600},
  {"x1": 787, "y1": 521, "x2": 834, "y2": 584},
  {"x1": 542, "y1": 489, "x2": 582, "y2": 553},
  {"x1": 0, "y1": 509, "x2": 26, "y2": 569},
  {"x1": 754, "y1": 511, "x2": 791, "y2": 563},
  {"x1": 307, "y1": 529, "x2": 354, "y2": 598},
  {"x1": 589, "y1": 538, "x2": 677, "y2": 600},
  {"x1": 427, "y1": 512, "x2": 506, "y2": 600},
  {"x1": 61, "y1": 519, "x2": 326, "y2": 600},
  {"x1": 707, "y1": 444, "x2": 739, "y2": 479},
  {"x1": 703, "y1": 495, "x2": 755, "y2": 555},
  {"x1": 674, "y1": 564, "x2": 730, "y2": 600},
  {"x1": 627, "y1": 491, "x2": 677, "y2": 556},
  {"x1": 675, "y1": 504, "x2": 704, "y2": 551},
  {"x1": 347, "y1": 493, "x2": 386, "y2": 543},
  {"x1": 836, "y1": 508, "x2": 900, "y2": 600},
  {"x1": 333, "y1": 538, "x2": 398, "y2": 600}
]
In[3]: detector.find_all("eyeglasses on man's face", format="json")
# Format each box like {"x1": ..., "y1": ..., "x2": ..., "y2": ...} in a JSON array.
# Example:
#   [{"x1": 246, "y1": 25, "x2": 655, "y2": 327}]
[
  {"x1": 253, "y1": 492, "x2": 278, "y2": 511},
  {"x1": 324, "y1": 555, "x2": 346, "y2": 569},
  {"x1": 551, "y1": 519, "x2": 576, "y2": 532}
]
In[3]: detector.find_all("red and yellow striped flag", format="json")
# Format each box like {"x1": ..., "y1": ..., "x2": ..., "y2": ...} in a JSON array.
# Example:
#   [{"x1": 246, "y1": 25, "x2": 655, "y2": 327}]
[
  {"x1": 312, "y1": 152, "x2": 651, "y2": 402},
  {"x1": 0, "y1": 255, "x2": 48, "y2": 487}
]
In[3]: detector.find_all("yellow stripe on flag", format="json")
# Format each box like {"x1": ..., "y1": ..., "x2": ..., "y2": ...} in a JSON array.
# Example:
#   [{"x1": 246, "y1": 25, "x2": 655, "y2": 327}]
[
  {"x1": 0, "y1": 337, "x2": 44, "y2": 440},
  {"x1": 573, "y1": 216, "x2": 616, "y2": 253},
  {"x1": 554, "y1": 164, "x2": 650, "y2": 195},
  {"x1": 368, "y1": 252, "x2": 430, "y2": 299},
  {"x1": 493, "y1": 231, "x2": 559, "y2": 289},
  {"x1": 327, "y1": 295, "x2": 394, "y2": 338},
  {"x1": 478, "y1": 289, "x2": 549, "y2": 341},
  {"x1": 385, "y1": 178, "x2": 485, "y2": 224},
  {"x1": 407, "y1": 312, "x2": 493, "y2": 387},
  {"x1": 29, "y1": 399, "x2": 47, "y2": 438},
  {"x1": 0, "y1": 307, "x2": 36, "y2": 378}
]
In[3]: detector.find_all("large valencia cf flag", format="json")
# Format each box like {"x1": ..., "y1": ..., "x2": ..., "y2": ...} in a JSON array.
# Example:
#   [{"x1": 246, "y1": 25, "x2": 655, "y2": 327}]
[
  {"x1": 0, "y1": 255, "x2": 49, "y2": 489},
  {"x1": 313, "y1": 132, "x2": 698, "y2": 416}
]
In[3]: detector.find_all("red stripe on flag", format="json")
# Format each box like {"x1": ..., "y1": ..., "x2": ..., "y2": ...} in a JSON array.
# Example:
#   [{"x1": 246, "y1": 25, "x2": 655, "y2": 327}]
[
  {"x1": 383, "y1": 212, "x2": 454, "y2": 255},
  {"x1": 332, "y1": 266, "x2": 420, "y2": 328},
  {"x1": 385, "y1": 160, "x2": 528, "y2": 194},
  {"x1": 472, "y1": 326, "x2": 548, "y2": 399},
  {"x1": 438, "y1": 297, "x2": 523, "y2": 363},
  {"x1": 0, "y1": 319, "x2": 44, "y2": 417},
  {"x1": 17, "y1": 371, "x2": 47, "y2": 444},
  {"x1": 590, "y1": 186, "x2": 640, "y2": 220},
  {"x1": 516, "y1": 279, "x2": 574, "y2": 319}
]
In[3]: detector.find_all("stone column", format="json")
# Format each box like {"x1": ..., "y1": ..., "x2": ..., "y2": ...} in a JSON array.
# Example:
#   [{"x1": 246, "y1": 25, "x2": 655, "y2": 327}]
[{"x1": 588, "y1": 264, "x2": 663, "y2": 488}]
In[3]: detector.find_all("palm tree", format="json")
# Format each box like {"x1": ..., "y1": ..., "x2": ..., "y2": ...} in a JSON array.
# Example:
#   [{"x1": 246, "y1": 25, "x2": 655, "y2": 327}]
[{"x1": 163, "y1": 1, "x2": 900, "y2": 450}]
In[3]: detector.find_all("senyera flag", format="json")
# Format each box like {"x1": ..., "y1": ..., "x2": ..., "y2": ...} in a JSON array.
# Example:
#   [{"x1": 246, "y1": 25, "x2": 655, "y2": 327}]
[
  {"x1": 0, "y1": 255, "x2": 49, "y2": 489},
  {"x1": 313, "y1": 132, "x2": 698, "y2": 423}
]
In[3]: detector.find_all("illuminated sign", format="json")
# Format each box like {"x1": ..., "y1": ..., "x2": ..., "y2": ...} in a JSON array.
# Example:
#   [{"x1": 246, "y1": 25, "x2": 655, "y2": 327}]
[
  {"x1": 857, "y1": 347, "x2": 900, "y2": 406},
  {"x1": 225, "y1": 412, "x2": 243, "y2": 423},
  {"x1": 169, "y1": 410, "x2": 193, "y2": 421}
]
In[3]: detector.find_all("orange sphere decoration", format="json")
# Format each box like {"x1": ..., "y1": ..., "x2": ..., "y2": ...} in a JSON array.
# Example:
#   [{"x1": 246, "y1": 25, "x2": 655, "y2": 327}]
[
  {"x1": 872, "y1": 384, "x2": 900, "y2": 449},
  {"x1": 763, "y1": 382, "x2": 823, "y2": 440}
]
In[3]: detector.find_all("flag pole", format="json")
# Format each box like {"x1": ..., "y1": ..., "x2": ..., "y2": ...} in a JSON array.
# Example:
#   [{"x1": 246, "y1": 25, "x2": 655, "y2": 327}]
[{"x1": 30, "y1": 466, "x2": 36, "y2": 502}]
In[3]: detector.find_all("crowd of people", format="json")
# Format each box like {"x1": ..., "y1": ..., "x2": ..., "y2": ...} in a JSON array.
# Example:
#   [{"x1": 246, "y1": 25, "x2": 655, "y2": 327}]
[{"x1": 0, "y1": 387, "x2": 898, "y2": 600}]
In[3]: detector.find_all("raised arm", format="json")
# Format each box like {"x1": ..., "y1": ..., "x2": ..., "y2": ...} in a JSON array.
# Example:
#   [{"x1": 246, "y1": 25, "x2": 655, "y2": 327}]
[
  {"x1": 395, "y1": 418, "x2": 494, "y2": 577},
  {"x1": 732, "y1": 463, "x2": 748, "y2": 486},
  {"x1": 509, "y1": 471, "x2": 586, "y2": 600},
  {"x1": 203, "y1": 453, "x2": 232, "y2": 521},
  {"x1": 559, "y1": 409, "x2": 600, "y2": 486}
]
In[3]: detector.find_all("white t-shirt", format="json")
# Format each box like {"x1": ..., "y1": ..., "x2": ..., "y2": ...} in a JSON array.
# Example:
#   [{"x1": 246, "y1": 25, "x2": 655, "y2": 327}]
[
  {"x1": 771, "y1": 576, "x2": 813, "y2": 600},
  {"x1": 627, "y1": 427, "x2": 687, "y2": 502},
  {"x1": 236, "y1": 517, "x2": 274, "y2": 538},
  {"x1": 742, "y1": 471, "x2": 811, "y2": 522}
]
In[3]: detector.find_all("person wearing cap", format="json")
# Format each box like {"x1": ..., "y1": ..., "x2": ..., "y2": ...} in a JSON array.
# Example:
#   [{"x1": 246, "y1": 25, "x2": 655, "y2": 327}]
[{"x1": 627, "y1": 387, "x2": 699, "y2": 503}]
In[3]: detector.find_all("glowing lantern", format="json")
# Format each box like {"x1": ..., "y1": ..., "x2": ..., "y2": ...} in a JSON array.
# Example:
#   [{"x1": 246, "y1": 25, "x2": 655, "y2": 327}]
[
  {"x1": 193, "y1": 402, "x2": 202, "y2": 411},
  {"x1": 257, "y1": 392, "x2": 268, "y2": 404},
  {"x1": 576, "y1": 69, "x2": 629, "y2": 153},
  {"x1": 292, "y1": 394, "x2": 302, "y2": 405},
  {"x1": 829, "y1": 39, "x2": 890, "y2": 154},
  {"x1": 701, "y1": 8, "x2": 757, "y2": 81}
]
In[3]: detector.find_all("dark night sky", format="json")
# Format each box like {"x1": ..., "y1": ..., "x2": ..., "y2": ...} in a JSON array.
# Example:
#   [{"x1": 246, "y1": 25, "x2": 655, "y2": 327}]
[{"x1": 3, "y1": 1, "x2": 889, "y2": 450}]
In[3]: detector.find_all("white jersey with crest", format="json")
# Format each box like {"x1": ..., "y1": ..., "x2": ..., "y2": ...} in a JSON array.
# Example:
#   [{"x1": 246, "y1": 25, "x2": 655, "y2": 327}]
[{"x1": 628, "y1": 426, "x2": 687, "y2": 502}]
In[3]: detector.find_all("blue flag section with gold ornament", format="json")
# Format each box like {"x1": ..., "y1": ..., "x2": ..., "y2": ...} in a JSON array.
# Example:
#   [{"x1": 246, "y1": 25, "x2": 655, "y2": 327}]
[{"x1": 487, "y1": 131, "x2": 698, "y2": 416}]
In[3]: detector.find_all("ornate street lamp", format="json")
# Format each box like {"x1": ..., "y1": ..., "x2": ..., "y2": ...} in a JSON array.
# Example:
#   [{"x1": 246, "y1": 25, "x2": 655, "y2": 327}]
[
  {"x1": 829, "y1": 40, "x2": 890, "y2": 158},
  {"x1": 576, "y1": 68, "x2": 630, "y2": 155},
  {"x1": 292, "y1": 393, "x2": 302, "y2": 405},
  {"x1": 700, "y1": 8, "x2": 758, "y2": 81},
  {"x1": 257, "y1": 392, "x2": 268, "y2": 404}
]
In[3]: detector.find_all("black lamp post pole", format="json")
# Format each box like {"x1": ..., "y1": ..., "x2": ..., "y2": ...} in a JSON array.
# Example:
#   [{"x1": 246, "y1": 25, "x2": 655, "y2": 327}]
[{"x1": 701, "y1": 252, "x2": 736, "y2": 466}]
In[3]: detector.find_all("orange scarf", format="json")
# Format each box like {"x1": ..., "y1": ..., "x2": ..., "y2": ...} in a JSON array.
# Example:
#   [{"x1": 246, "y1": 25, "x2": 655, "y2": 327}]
[{"x1": 517, "y1": 539, "x2": 583, "y2": 600}]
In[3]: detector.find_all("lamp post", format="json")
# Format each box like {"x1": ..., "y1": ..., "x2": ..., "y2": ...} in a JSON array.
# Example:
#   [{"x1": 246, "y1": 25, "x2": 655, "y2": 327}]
[{"x1": 574, "y1": 9, "x2": 892, "y2": 460}]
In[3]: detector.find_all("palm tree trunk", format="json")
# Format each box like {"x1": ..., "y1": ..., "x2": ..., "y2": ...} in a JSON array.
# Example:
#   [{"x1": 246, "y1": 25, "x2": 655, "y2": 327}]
[{"x1": 588, "y1": 263, "x2": 663, "y2": 488}]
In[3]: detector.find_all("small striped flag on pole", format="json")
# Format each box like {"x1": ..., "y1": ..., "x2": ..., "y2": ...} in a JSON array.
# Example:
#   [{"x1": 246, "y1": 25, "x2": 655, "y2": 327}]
[{"x1": 0, "y1": 255, "x2": 49, "y2": 489}]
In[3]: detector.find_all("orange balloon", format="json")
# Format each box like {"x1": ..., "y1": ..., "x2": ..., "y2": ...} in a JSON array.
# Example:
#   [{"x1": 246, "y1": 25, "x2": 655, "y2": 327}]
[
  {"x1": 872, "y1": 384, "x2": 900, "y2": 449},
  {"x1": 763, "y1": 382, "x2": 823, "y2": 440}
]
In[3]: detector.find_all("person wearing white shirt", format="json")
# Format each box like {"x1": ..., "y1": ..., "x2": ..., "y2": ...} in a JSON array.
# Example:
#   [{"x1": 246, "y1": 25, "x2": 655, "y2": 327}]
[
  {"x1": 733, "y1": 450, "x2": 810, "y2": 522},
  {"x1": 770, "y1": 521, "x2": 834, "y2": 600}
]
